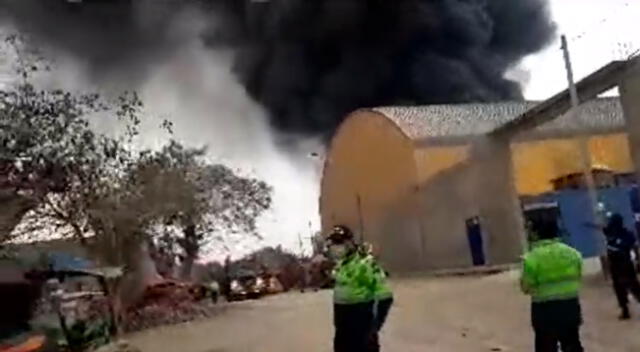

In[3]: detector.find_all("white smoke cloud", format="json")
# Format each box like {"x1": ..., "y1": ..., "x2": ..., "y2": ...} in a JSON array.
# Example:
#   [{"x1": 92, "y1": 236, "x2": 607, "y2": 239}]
[
  {"x1": 0, "y1": 19, "x2": 322, "y2": 261},
  {"x1": 123, "y1": 53, "x2": 323, "y2": 259},
  {"x1": 133, "y1": 39, "x2": 322, "y2": 260}
]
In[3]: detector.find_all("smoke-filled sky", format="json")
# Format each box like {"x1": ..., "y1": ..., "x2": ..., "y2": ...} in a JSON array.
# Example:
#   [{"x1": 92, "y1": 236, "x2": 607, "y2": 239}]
[
  {"x1": 0, "y1": 0, "x2": 638, "y2": 259},
  {"x1": 0, "y1": 0, "x2": 556, "y2": 137}
]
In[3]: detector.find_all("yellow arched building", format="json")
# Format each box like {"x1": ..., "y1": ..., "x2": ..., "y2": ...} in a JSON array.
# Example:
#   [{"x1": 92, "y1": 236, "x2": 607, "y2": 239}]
[{"x1": 320, "y1": 98, "x2": 632, "y2": 272}]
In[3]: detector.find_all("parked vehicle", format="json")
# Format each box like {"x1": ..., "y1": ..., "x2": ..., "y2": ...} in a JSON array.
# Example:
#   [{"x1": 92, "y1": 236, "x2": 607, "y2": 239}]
[
  {"x1": 228, "y1": 272, "x2": 266, "y2": 302},
  {"x1": 0, "y1": 334, "x2": 47, "y2": 352}
]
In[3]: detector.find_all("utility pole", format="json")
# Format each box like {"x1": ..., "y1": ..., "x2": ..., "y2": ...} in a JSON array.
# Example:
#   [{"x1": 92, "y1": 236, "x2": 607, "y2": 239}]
[
  {"x1": 560, "y1": 35, "x2": 597, "y2": 194},
  {"x1": 561, "y1": 34, "x2": 608, "y2": 277}
]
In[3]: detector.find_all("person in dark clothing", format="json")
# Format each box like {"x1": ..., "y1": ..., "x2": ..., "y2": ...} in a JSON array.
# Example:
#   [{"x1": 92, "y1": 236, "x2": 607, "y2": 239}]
[{"x1": 603, "y1": 213, "x2": 640, "y2": 320}]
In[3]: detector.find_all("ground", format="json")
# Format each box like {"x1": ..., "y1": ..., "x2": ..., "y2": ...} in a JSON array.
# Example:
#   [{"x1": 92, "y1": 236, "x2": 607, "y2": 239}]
[{"x1": 127, "y1": 271, "x2": 640, "y2": 352}]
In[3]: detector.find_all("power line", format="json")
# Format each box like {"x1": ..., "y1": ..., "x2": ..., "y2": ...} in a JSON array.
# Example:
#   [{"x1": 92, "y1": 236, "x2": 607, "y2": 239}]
[
  {"x1": 558, "y1": 1, "x2": 638, "y2": 65},
  {"x1": 567, "y1": 1, "x2": 632, "y2": 43},
  {"x1": 627, "y1": 48, "x2": 640, "y2": 60}
]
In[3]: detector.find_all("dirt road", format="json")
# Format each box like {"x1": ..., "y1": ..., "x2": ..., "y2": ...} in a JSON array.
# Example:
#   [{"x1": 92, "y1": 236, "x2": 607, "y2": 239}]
[{"x1": 128, "y1": 272, "x2": 640, "y2": 351}]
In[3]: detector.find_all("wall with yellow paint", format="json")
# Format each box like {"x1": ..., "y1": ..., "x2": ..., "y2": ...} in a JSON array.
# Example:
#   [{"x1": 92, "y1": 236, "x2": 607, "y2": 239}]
[
  {"x1": 407, "y1": 133, "x2": 632, "y2": 268},
  {"x1": 414, "y1": 145, "x2": 470, "y2": 183},
  {"x1": 412, "y1": 146, "x2": 478, "y2": 268},
  {"x1": 511, "y1": 133, "x2": 633, "y2": 195},
  {"x1": 322, "y1": 110, "x2": 633, "y2": 272},
  {"x1": 320, "y1": 111, "x2": 424, "y2": 271},
  {"x1": 412, "y1": 133, "x2": 632, "y2": 197}
]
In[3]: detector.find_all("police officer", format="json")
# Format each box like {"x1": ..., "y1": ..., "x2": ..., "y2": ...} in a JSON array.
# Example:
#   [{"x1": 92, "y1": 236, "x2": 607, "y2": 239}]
[
  {"x1": 521, "y1": 219, "x2": 584, "y2": 352},
  {"x1": 603, "y1": 213, "x2": 640, "y2": 320},
  {"x1": 327, "y1": 225, "x2": 379, "y2": 352}
]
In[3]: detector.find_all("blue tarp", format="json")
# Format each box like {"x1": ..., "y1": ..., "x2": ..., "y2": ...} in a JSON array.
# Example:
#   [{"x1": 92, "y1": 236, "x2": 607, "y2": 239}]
[
  {"x1": 554, "y1": 187, "x2": 637, "y2": 258},
  {"x1": 556, "y1": 191, "x2": 601, "y2": 257},
  {"x1": 47, "y1": 252, "x2": 93, "y2": 271}
]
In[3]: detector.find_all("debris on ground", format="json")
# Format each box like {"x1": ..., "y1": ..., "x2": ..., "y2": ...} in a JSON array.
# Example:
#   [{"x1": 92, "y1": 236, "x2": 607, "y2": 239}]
[
  {"x1": 91, "y1": 340, "x2": 141, "y2": 352},
  {"x1": 123, "y1": 301, "x2": 221, "y2": 332},
  {"x1": 122, "y1": 281, "x2": 223, "y2": 333}
]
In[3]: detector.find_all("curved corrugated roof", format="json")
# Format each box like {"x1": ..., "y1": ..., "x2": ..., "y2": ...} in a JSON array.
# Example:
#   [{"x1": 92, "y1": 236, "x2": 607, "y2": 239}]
[{"x1": 372, "y1": 97, "x2": 624, "y2": 142}]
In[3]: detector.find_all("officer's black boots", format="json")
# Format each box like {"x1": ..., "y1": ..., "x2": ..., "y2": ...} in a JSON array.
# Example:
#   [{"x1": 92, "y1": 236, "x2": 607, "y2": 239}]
[{"x1": 619, "y1": 306, "x2": 631, "y2": 320}]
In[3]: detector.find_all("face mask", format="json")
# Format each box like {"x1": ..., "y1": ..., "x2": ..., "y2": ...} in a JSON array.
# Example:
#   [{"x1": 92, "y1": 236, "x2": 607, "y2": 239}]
[{"x1": 330, "y1": 245, "x2": 348, "y2": 259}]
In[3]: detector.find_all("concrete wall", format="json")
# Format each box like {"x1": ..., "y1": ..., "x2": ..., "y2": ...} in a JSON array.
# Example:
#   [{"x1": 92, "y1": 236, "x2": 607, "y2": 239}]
[
  {"x1": 472, "y1": 138, "x2": 525, "y2": 265},
  {"x1": 320, "y1": 111, "x2": 423, "y2": 272},
  {"x1": 415, "y1": 141, "x2": 525, "y2": 268},
  {"x1": 620, "y1": 67, "x2": 640, "y2": 183},
  {"x1": 413, "y1": 146, "x2": 477, "y2": 269}
]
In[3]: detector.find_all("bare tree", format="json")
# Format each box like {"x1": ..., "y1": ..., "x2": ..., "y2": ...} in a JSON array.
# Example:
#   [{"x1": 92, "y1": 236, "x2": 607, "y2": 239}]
[
  {"x1": 135, "y1": 141, "x2": 273, "y2": 279},
  {"x1": 1, "y1": 34, "x2": 272, "y2": 309},
  {"x1": 0, "y1": 34, "x2": 142, "y2": 247}
]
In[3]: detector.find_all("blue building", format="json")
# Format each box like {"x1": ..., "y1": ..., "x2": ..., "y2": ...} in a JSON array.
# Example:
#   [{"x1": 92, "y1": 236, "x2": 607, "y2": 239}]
[{"x1": 523, "y1": 186, "x2": 640, "y2": 258}]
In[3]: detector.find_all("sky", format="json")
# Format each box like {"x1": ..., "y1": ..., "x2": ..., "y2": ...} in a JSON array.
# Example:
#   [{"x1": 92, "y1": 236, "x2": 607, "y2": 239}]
[
  {"x1": 3, "y1": 0, "x2": 640, "y2": 261},
  {"x1": 523, "y1": 0, "x2": 640, "y2": 100}
]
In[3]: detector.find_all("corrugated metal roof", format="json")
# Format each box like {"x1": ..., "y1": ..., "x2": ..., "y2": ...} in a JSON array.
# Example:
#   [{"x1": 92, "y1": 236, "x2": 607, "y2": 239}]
[{"x1": 373, "y1": 97, "x2": 624, "y2": 141}]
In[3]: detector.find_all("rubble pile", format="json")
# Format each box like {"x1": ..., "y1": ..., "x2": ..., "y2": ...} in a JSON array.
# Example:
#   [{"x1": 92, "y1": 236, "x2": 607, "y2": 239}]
[
  {"x1": 92, "y1": 340, "x2": 141, "y2": 352},
  {"x1": 122, "y1": 281, "x2": 222, "y2": 332}
]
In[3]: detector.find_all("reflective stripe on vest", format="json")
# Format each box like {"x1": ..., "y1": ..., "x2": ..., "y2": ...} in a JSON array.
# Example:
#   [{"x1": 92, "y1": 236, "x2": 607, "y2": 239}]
[{"x1": 532, "y1": 280, "x2": 580, "y2": 302}]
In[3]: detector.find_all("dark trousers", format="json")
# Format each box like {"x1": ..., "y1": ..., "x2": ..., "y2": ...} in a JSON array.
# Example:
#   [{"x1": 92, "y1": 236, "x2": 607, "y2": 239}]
[
  {"x1": 531, "y1": 298, "x2": 583, "y2": 352},
  {"x1": 375, "y1": 297, "x2": 394, "y2": 330},
  {"x1": 610, "y1": 260, "x2": 640, "y2": 310},
  {"x1": 334, "y1": 302, "x2": 374, "y2": 352},
  {"x1": 368, "y1": 298, "x2": 394, "y2": 352},
  {"x1": 535, "y1": 327, "x2": 584, "y2": 352}
]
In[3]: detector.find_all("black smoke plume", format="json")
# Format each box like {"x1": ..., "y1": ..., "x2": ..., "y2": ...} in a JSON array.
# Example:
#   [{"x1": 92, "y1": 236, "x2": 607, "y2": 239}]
[
  {"x1": 0, "y1": 0, "x2": 555, "y2": 137},
  {"x1": 0, "y1": 0, "x2": 198, "y2": 83}
]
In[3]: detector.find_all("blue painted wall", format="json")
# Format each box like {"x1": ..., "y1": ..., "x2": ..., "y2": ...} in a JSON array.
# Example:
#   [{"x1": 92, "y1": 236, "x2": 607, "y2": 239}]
[{"x1": 552, "y1": 187, "x2": 637, "y2": 258}]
